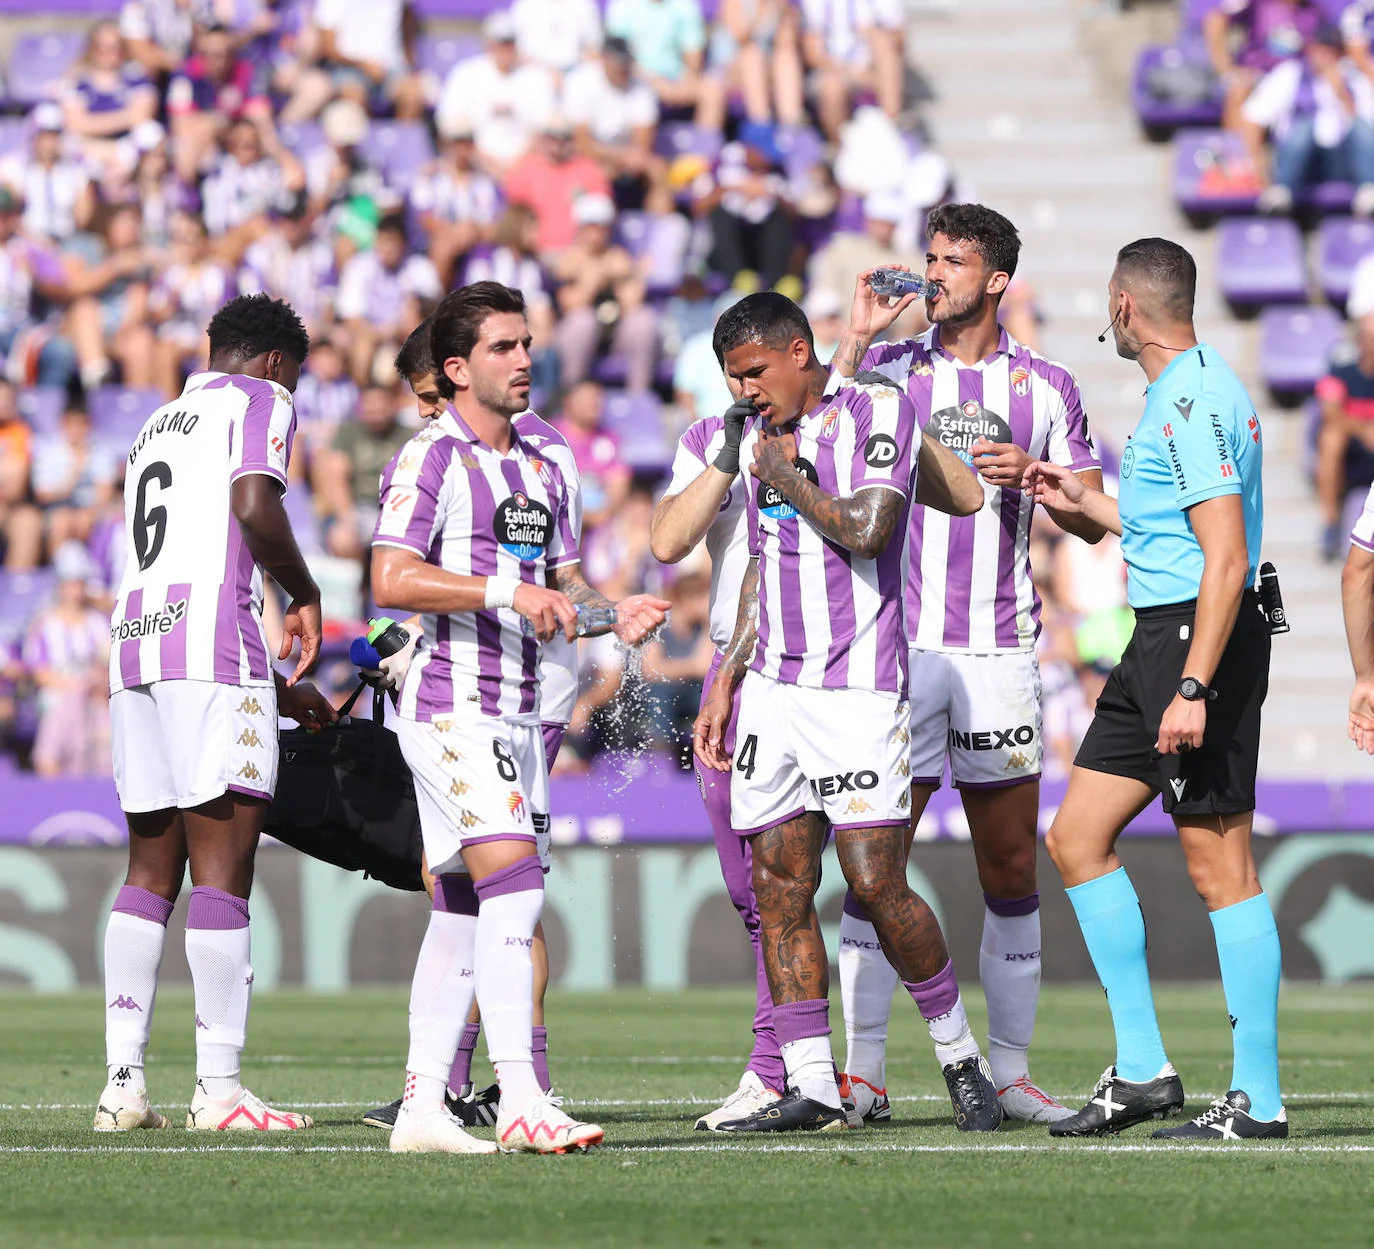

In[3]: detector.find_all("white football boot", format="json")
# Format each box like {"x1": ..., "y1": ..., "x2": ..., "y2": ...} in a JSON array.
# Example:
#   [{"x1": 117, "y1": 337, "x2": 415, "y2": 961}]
[
  {"x1": 497, "y1": 1093, "x2": 603, "y2": 1154},
  {"x1": 389, "y1": 1105, "x2": 498, "y2": 1154},
  {"x1": 998, "y1": 1076, "x2": 1075, "y2": 1123},
  {"x1": 694, "y1": 1070, "x2": 782, "y2": 1132},
  {"x1": 186, "y1": 1081, "x2": 313, "y2": 1131},
  {"x1": 93, "y1": 1081, "x2": 169, "y2": 1132},
  {"x1": 838, "y1": 1072, "x2": 892, "y2": 1127}
]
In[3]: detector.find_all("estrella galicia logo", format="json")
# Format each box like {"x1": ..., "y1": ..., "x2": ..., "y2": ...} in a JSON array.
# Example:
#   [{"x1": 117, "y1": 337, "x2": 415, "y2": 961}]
[
  {"x1": 759, "y1": 457, "x2": 819, "y2": 520},
  {"x1": 494, "y1": 489, "x2": 554, "y2": 562},
  {"x1": 925, "y1": 402, "x2": 1013, "y2": 467},
  {"x1": 1121, "y1": 443, "x2": 1135, "y2": 478}
]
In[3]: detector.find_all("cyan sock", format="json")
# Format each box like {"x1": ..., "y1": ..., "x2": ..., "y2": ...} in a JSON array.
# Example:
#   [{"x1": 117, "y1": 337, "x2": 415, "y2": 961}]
[
  {"x1": 1210, "y1": 892, "x2": 1282, "y2": 1121},
  {"x1": 1066, "y1": 867, "x2": 1169, "y2": 1083}
]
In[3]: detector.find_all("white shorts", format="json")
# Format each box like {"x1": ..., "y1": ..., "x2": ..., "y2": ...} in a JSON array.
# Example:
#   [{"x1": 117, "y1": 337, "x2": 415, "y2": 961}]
[
  {"x1": 396, "y1": 710, "x2": 550, "y2": 876},
  {"x1": 110, "y1": 680, "x2": 279, "y2": 814},
  {"x1": 908, "y1": 648, "x2": 1043, "y2": 789},
  {"x1": 730, "y1": 670, "x2": 910, "y2": 833}
]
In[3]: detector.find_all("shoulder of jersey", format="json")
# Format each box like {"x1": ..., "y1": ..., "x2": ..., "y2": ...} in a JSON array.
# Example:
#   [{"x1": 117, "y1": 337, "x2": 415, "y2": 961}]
[
  {"x1": 1009, "y1": 338, "x2": 1081, "y2": 389},
  {"x1": 849, "y1": 368, "x2": 903, "y2": 398},
  {"x1": 514, "y1": 410, "x2": 571, "y2": 451}
]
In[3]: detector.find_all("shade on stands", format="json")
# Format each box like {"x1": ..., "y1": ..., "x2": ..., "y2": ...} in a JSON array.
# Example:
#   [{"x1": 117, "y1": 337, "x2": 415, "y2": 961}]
[
  {"x1": 1259, "y1": 304, "x2": 1344, "y2": 398},
  {"x1": 89, "y1": 386, "x2": 167, "y2": 448},
  {"x1": 357, "y1": 121, "x2": 434, "y2": 193},
  {"x1": 1217, "y1": 217, "x2": 1307, "y2": 310},
  {"x1": 1317, "y1": 217, "x2": 1374, "y2": 306},
  {"x1": 16, "y1": 386, "x2": 64, "y2": 438},
  {"x1": 7, "y1": 32, "x2": 84, "y2": 108}
]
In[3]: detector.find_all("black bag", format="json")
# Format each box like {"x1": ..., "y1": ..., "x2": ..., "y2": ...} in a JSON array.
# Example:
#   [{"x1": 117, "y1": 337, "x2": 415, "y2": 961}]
[{"x1": 263, "y1": 684, "x2": 424, "y2": 892}]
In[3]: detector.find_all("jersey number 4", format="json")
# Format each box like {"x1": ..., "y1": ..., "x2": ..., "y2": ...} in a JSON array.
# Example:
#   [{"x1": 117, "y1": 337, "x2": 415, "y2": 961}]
[
  {"x1": 133, "y1": 461, "x2": 172, "y2": 571},
  {"x1": 735, "y1": 733, "x2": 758, "y2": 780}
]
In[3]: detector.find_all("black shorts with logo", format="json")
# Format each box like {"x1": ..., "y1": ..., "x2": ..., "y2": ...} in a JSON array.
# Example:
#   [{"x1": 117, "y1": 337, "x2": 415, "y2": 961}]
[{"x1": 1074, "y1": 591, "x2": 1270, "y2": 816}]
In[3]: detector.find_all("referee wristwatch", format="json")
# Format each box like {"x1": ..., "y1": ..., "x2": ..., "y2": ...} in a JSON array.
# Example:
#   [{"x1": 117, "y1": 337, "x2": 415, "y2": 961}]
[{"x1": 1178, "y1": 676, "x2": 1217, "y2": 702}]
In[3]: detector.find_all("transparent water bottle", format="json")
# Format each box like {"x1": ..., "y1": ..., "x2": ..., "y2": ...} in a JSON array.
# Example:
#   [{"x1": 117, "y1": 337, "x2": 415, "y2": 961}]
[
  {"x1": 520, "y1": 604, "x2": 619, "y2": 638},
  {"x1": 867, "y1": 268, "x2": 934, "y2": 300}
]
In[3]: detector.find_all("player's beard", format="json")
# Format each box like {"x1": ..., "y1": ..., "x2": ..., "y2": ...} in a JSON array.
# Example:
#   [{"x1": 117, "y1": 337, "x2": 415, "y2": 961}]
[
  {"x1": 472, "y1": 371, "x2": 530, "y2": 417},
  {"x1": 928, "y1": 285, "x2": 984, "y2": 327}
]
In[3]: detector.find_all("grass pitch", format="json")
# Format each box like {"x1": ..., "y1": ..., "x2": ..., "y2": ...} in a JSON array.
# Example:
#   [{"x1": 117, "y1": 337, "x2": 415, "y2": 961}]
[{"x1": 1, "y1": 984, "x2": 1371, "y2": 1249}]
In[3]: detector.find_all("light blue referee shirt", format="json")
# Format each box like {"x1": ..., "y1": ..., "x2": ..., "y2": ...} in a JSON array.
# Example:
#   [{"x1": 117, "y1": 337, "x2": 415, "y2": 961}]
[{"x1": 1117, "y1": 344, "x2": 1264, "y2": 609}]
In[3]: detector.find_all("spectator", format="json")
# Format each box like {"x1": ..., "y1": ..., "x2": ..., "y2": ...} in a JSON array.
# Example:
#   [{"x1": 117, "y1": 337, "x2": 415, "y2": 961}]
[
  {"x1": 237, "y1": 192, "x2": 339, "y2": 339},
  {"x1": 803, "y1": 286, "x2": 845, "y2": 361},
  {"x1": 504, "y1": 115, "x2": 613, "y2": 256},
  {"x1": 1240, "y1": 23, "x2": 1374, "y2": 215},
  {"x1": 335, "y1": 212, "x2": 441, "y2": 383},
  {"x1": 166, "y1": 23, "x2": 275, "y2": 182},
  {"x1": 1314, "y1": 314, "x2": 1374, "y2": 559},
  {"x1": 705, "y1": 0, "x2": 804, "y2": 128},
  {"x1": 31, "y1": 404, "x2": 118, "y2": 556},
  {"x1": 563, "y1": 37, "x2": 665, "y2": 210},
  {"x1": 291, "y1": 336, "x2": 358, "y2": 463},
  {"x1": 62, "y1": 203, "x2": 157, "y2": 391},
  {"x1": 693, "y1": 139, "x2": 793, "y2": 290},
  {"x1": 800, "y1": 0, "x2": 907, "y2": 139},
  {"x1": 0, "y1": 381, "x2": 41, "y2": 570},
  {"x1": 102, "y1": 121, "x2": 197, "y2": 252},
  {"x1": 61, "y1": 22, "x2": 159, "y2": 181},
  {"x1": 119, "y1": 0, "x2": 198, "y2": 77},
  {"x1": 410, "y1": 115, "x2": 501, "y2": 286},
  {"x1": 671, "y1": 288, "x2": 740, "y2": 425},
  {"x1": 1205, "y1": 0, "x2": 1321, "y2": 133},
  {"x1": 604, "y1": 0, "x2": 709, "y2": 120},
  {"x1": 304, "y1": 97, "x2": 386, "y2": 221},
  {"x1": 313, "y1": 383, "x2": 412, "y2": 559},
  {"x1": 462, "y1": 204, "x2": 557, "y2": 382},
  {"x1": 0, "y1": 104, "x2": 95, "y2": 245},
  {"x1": 512, "y1": 0, "x2": 603, "y2": 78},
  {"x1": 22, "y1": 540, "x2": 110, "y2": 778},
  {"x1": 0, "y1": 188, "x2": 76, "y2": 390},
  {"x1": 149, "y1": 211, "x2": 231, "y2": 396},
  {"x1": 201, "y1": 117, "x2": 304, "y2": 247},
  {"x1": 312, "y1": 0, "x2": 428, "y2": 121},
  {"x1": 641, "y1": 565, "x2": 714, "y2": 759},
  {"x1": 554, "y1": 193, "x2": 658, "y2": 392},
  {"x1": 437, "y1": 11, "x2": 557, "y2": 174},
  {"x1": 553, "y1": 380, "x2": 632, "y2": 532}
]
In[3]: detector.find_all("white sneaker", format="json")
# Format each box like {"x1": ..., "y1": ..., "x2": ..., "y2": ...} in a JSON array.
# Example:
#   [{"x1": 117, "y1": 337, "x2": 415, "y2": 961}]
[
  {"x1": 186, "y1": 1081, "x2": 314, "y2": 1131},
  {"x1": 694, "y1": 1070, "x2": 782, "y2": 1131},
  {"x1": 93, "y1": 1082, "x2": 169, "y2": 1132},
  {"x1": 838, "y1": 1072, "x2": 892, "y2": 1128},
  {"x1": 497, "y1": 1093, "x2": 604, "y2": 1154},
  {"x1": 389, "y1": 1105, "x2": 498, "y2": 1154},
  {"x1": 998, "y1": 1076, "x2": 1074, "y2": 1123},
  {"x1": 1355, "y1": 183, "x2": 1374, "y2": 219}
]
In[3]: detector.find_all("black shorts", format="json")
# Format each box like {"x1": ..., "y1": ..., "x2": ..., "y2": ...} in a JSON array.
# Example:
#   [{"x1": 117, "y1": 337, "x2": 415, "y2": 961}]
[{"x1": 1074, "y1": 591, "x2": 1270, "y2": 816}]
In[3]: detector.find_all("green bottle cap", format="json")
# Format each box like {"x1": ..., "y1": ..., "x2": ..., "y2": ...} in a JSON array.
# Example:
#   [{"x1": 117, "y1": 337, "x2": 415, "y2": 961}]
[{"x1": 366, "y1": 617, "x2": 397, "y2": 644}]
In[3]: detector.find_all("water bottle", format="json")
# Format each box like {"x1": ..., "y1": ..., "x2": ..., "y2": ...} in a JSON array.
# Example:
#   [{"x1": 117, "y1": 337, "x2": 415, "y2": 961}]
[
  {"x1": 367, "y1": 616, "x2": 413, "y2": 657},
  {"x1": 1257, "y1": 562, "x2": 1289, "y2": 635},
  {"x1": 520, "y1": 604, "x2": 619, "y2": 638},
  {"x1": 867, "y1": 268, "x2": 934, "y2": 300}
]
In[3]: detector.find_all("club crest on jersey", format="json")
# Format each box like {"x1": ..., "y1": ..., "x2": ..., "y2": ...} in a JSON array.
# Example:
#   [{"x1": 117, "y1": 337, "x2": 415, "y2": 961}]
[
  {"x1": 1010, "y1": 364, "x2": 1031, "y2": 397},
  {"x1": 494, "y1": 489, "x2": 554, "y2": 562},
  {"x1": 925, "y1": 403, "x2": 1013, "y2": 467},
  {"x1": 758, "y1": 457, "x2": 819, "y2": 520},
  {"x1": 820, "y1": 407, "x2": 841, "y2": 439},
  {"x1": 507, "y1": 791, "x2": 526, "y2": 821}
]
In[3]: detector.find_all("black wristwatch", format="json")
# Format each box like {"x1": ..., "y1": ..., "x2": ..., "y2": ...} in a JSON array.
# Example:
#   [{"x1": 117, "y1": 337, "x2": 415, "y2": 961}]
[{"x1": 1178, "y1": 676, "x2": 1217, "y2": 702}]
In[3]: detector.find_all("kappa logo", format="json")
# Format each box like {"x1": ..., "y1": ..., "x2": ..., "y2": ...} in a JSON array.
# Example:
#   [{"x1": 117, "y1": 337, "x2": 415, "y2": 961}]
[
  {"x1": 108, "y1": 995, "x2": 142, "y2": 1012},
  {"x1": 897, "y1": 789, "x2": 910, "y2": 810},
  {"x1": 441, "y1": 747, "x2": 462, "y2": 765},
  {"x1": 1006, "y1": 750, "x2": 1030, "y2": 770},
  {"x1": 844, "y1": 797, "x2": 874, "y2": 815},
  {"x1": 910, "y1": 362, "x2": 933, "y2": 377},
  {"x1": 1174, "y1": 398, "x2": 1194, "y2": 422},
  {"x1": 897, "y1": 759, "x2": 911, "y2": 778},
  {"x1": 236, "y1": 728, "x2": 263, "y2": 749},
  {"x1": 507, "y1": 791, "x2": 526, "y2": 821},
  {"x1": 274, "y1": 386, "x2": 291, "y2": 404},
  {"x1": 236, "y1": 696, "x2": 264, "y2": 716},
  {"x1": 1010, "y1": 364, "x2": 1031, "y2": 397},
  {"x1": 236, "y1": 762, "x2": 264, "y2": 782},
  {"x1": 895, "y1": 725, "x2": 910, "y2": 745},
  {"x1": 195, "y1": 1014, "x2": 208, "y2": 1030},
  {"x1": 398, "y1": 451, "x2": 421, "y2": 472},
  {"x1": 459, "y1": 452, "x2": 481, "y2": 470},
  {"x1": 448, "y1": 778, "x2": 471, "y2": 798},
  {"x1": 458, "y1": 809, "x2": 483, "y2": 829}
]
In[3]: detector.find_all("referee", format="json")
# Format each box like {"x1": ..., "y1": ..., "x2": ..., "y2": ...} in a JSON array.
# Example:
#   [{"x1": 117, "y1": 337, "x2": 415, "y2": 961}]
[{"x1": 1023, "y1": 238, "x2": 1285, "y2": 1142}]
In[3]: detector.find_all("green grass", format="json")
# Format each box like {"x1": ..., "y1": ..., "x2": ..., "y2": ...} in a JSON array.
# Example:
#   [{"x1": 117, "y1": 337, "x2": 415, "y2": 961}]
[{"x1": 1, "y1": 985, "x2": 1372, "y2": 1248}]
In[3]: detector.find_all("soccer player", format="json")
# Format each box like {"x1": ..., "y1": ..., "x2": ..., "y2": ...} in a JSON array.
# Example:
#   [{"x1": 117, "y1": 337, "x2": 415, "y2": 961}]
[
  {"x1": 98, "y1": 293, "x2": 334, "y2": 1133},
  {"x1": 1024, "y1": 238, "x2": 1284, "y2": 1140},
  {"x1": 695, "y1": 292, "x2": 1000, "y2": 1133},
  {"x1": 361, "y1": 316, "x2": 584, "y2": 1131},
  {"x1": 372, "y1": 282, "x2": 667, "y2": 1154},
  {"x1": 1344, "y1": 484, "x2": 1374, "y2": 753},
  {"x1": 825, "y1": 203, "x2": 1105, "y2": 1124}
]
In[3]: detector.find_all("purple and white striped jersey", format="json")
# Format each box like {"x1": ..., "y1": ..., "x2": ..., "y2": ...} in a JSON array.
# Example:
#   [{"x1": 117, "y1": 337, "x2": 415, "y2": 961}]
[
  {"x1": 1353, "y1": 481, "x2": 1374, "y2": 553},
  {"x1": 742, "y1": 376, "x2": 918, "y2": 695},
  {"x1": 512, "y1": 409, "x2": 582, "y2": 725},
  {"x1": 109, "y1": 372, "x2": 298, "y2": 695},
  {"x1": 374, "y1": 408, "x2": 580, "y2": 726},
  {"x1": 860, "y1": 328, "x2": 1100, "y2": 653},
  {"x1": 665, "y1": 413, "x2": 750, "y2": 649}
]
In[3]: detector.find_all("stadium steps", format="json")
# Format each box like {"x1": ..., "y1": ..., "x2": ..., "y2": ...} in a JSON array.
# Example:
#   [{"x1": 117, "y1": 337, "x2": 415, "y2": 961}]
[{"x1": 908, "y1": 0, "x2": 1357, "y2": 778}]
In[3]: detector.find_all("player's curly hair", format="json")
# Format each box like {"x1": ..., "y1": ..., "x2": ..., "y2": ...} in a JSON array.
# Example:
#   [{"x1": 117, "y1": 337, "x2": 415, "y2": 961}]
[
  {"x1": 206, "y1": 293, "x2": 310, "y2": 365},
  {"x1": 430, "y1": 282, "x2": 527, "y2": 399},
  {"x1": 394, "y1": 316, "x2": 435, "y2": 380},
  {"x1": 926, "y1": 203, "x2": 1020, "y2": 281},
  {"x1": 711, "y1": 291, "x2": 815, "y2": 365}
]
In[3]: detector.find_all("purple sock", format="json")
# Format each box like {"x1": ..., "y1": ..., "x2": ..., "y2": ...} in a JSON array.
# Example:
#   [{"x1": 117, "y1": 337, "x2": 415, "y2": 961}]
[
  {"x1": 904, "y1": 958, "x2": 960, "y2": 1022},
  {"x1": 532, "y1": 1024, "x2": 550, "y2": 1092},
  {"x1": 185, "y1": 886, "x2": 249, "y2": 930},
  {"x1": 113, "y1": 884, "x2": 175, "y2": 926},
  {"x1": 448, "y1": 1022, "x2": 480, "y2": 1092}
]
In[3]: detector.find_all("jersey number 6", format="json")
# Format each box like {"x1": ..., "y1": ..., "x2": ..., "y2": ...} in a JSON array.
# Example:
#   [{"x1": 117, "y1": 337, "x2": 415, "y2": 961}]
[{"x1": 133, "y1": 461, "x2": 172, "y2": 571}]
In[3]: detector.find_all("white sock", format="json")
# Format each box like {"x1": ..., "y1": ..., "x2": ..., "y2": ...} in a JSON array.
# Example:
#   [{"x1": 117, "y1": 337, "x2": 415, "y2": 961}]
[
  {"x1": 104, "y1": 908, "x2": 169, "y2": 1091},
  {"x1": 781, "y1": 1036, "x2": 842, "y2": 1108},
  {"x1": 980, "y1": 905, "x2": 1042, "y2": 1089},
  {"x1": 404, "y1": 908, "x2": 478, "y2": 1112},
  {"x1": 926, "y1": 992, "x2": 980, "y2": 1068},
  {"x1": 184, "y1": 888, "x2": 253, "y2": 1102},
  {"x1": 473, "y1": 867, "x2": 545, "y2": 1111},
  {"x1": 838, "y1": 910, "x2": 898, "y2": 1088}
]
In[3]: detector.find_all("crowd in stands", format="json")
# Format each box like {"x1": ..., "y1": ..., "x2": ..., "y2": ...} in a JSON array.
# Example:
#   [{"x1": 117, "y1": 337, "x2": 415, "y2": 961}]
[{"x1": 0, "y1": 0, "x2": 1125, "y2": 781}]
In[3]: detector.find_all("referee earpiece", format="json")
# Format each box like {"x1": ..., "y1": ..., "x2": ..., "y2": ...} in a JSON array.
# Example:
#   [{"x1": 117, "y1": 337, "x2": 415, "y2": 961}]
[{"x1": 1097, "y1": 303, "x2": 1123, "y2": 344}]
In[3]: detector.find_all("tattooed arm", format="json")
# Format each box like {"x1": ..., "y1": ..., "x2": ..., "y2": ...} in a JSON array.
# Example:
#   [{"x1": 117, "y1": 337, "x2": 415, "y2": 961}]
[
  {"x1": 693, "y1": 558, "x2": 758, "y2": 772},
  {"x1": 916, "y1": 431, "x2": 984, "y2": 517},
  {"x1": 547, "y1": 561, "x2": 671, "y2": 645}
]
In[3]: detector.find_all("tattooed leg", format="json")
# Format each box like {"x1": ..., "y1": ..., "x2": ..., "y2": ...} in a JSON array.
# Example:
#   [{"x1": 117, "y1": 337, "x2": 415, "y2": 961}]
[{"x1": 749, "y1": 813, "x2": 830, "y2": 1006}]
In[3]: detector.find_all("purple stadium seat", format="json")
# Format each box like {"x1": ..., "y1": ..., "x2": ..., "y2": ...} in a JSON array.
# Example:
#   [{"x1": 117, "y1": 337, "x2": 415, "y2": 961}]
[
  {"x1": 1259, "y1": 305, "x2": 1344, "y2": 397},
  {"x1": 775, "y1": 124, "x2": 825, "y2": 184},
  {"x1": 0, "y1": 118, "x2": 28, "y2": 161},
  {"x1": 0, "y1": 0, "x2": 117, "y2": 10},
  {"x1": 1318, "y1": 217, "x2": 1374, "y2": 306},
  {"x1": 0, "y1": 568, "x2": 56, "y2": 643},
  {"x1": 16, "y1": 386, "x2": 64, "y2": 437},
  {"x1": 641, "y1": 213, "x2": 690, "y2": 297},
  {"x1": 1216, "y1": 217, "x2": 1307, "y2": 309},
  {"x1": 278, "y1": 121, "x2": 327, "y2": 162},
  {"x1": 7, "y1": 32, "x2": 85, "y2": 107},
  {"x1": 1131, "y1": 44, "x2": 1222, "y2": 138},
  {"x1": 415, "y1": 35, "x2": 481, "y2": 85},
  {"x1": 601, "y1": 389, "x2": 662, "y2": 436},
  {"x1": 593, "y1": 356, "x2": 629, "y2": 387},
  {"x1": 358, "y1": 122, "x2": 434, "y2": 193},
  {"x1": 1174, "y1": 129, "x2": 1260, "y2": 218},
  {"x1": 616, "y1": 211, "x2": 651, "y2": 257},
  {"x1": 89, "y1": 386, "x2": 164, "y2": 449},
  {"x1": 409, "y1": 0, "x2": 503, "y2": 18},
  {"x1": 655, "y1": 122, "x2": 723, "y2": 163}
]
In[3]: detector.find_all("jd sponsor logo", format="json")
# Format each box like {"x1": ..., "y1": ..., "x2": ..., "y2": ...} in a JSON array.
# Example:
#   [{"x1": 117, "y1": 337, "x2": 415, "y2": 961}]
[
  {"x1": 925, "y1": 403, "x2": 1013, "y2": 467},
  {"x1": 816, "y1": 770, "x2": 879, "y2": 798},
  {"x1": 950, "y1": 725, "x2": 1036, "y2": 752},
  {"x1": 863, "y1": 434, "x2": 899, "y2": 468},
  {"x1": 758, "y1": 457, "x2": 819, "y2": 521},
  {"x1": 494, "y1": 489, "x2": 554, "y2": 562},
  {"x1": 112, "y1": 598, "x2": 187, "y2": 643}
]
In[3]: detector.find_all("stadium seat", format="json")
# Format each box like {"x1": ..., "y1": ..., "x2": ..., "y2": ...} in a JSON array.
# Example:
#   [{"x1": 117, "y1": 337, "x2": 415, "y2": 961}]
[
  {"x1": 408, "y1": 0, "x2": 504, "y2": 18},
  {"x1": 1259, "y1": 304, "x2": 1344, "y2": 400},
  {"x1": 614, "y1": 211, "x2": 688, "y2": 297},
  {"x1": 0, "y1": 568, "x2": 56, "y2": 643},
  {"x1": 89, "y1": 386, "x2": 165, "y2": 449},
  {"x1": 1131, "y1": 44, "x2": 1222, "y2": 141},
  {"x1": 415, "y1": 34, "x2": 481, "y2": 85},
  {"x1": 1216, "y1": 217, "x2": 1307, "y2": 312},
  {"x1": 0, "y1": 118, "x2": 28, "y2": 161},
  {"x1": 655, "y1": 122, "x2": 723, "y2": 163},
  {"x1": 775, "y1": 124, "x2": 826, "y2": 186},
  {"x1": 0, "y1": 0, "x2": 117, "y2": 10},
  {"x1": 278, "y1": 121, "x2": 327, "y2": 163},
  {"x1": 601, "y1": 389, "x2": 662, "y2": 437},
  {"x1": 1173, "y1": 129, "x2": 1261, "y2": 221},
  {"x1": 16, "y1": 386, "x2": 64, "y2": 437},
  {"x1": 1317, "y1": 217, "x2": 1374, "y2": 307},
  {"x1": 358, "y1": 121, "x2": 434, "y2": 194},
  {"x1": 6, "y1": 32, "x2": 84, "y2": 107}
]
